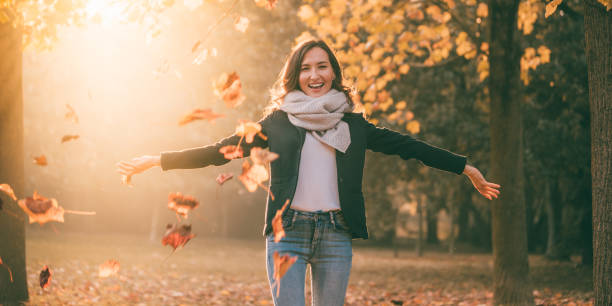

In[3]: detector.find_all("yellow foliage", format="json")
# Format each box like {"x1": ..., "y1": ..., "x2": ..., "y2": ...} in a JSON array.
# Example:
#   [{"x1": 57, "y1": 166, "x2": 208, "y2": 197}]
[
  {"x1": 380, "y1": 97, "x2": 394, "y2": 112},
  {"x1": 538, "y1": 45, "x2": 551, "y2": 63},
  {"x1": 518, "y1": 0, "x2": 543, "y2": 35},
  {"x1": 376, "y1": 78, "x2": 388, "y2": 90},
  {"x1": 399, "y1": 64, "x2": 410, "y2": 74},
  {"x1": 371, "y1": 47, "x2": 385, "y2": 61},
  {"x1": 444, "y1": 0, "x2": 457, "y2": 9},
  {"x1": 545, "y1": 0, "x2": 563, "y2": 18},
  {"x1": 406, "y1": 6, "x2": 425, "y2": 20},
  {"x1": 363, "y1": 85, "x2": 377, "y2": 102},
  {"x1": 406, "y1": 121, "x2": 421, "y2": 134},
  {"x1": 396, "y1": 101, "x2": 407, "y2": 110},
  {"x1": 294, "y1": 32, "x2": 316, "y2": 48},
  {"x1": 477, "y1": 55, "x2": 489, "y2": 82},
  {"x1": 330, "y1": 0, "x2": 346, "y2": 16},
  {"x1": 297, "y1": 5, "x2": 317, "y2": 26},
  {"x1": 476, "y1": 3, "x2": 488, "y2": 18}
]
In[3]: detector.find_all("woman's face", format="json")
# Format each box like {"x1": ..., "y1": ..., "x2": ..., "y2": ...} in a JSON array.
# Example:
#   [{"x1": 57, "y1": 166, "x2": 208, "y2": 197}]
[{"x1": 298, "y1": 47, "x2": 335, "y2": 98}]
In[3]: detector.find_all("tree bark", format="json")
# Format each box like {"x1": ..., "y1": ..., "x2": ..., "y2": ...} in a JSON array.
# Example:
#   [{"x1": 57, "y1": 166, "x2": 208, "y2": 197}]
[
  {"x1": 545, "y1": 180, "x2": 569, "y2": 260},
  {"x1": 584, "y1": 1, "x2": 611, "y2": 304},
  {"x1": 0, "y1": 21, "x2": 28, "y2": 303},
  {"x1": 426, "y1": 206, "x2": 439, "y2": 244},
  {"x1": 488, "y1": 0, "x2": 533, "y2": 304}
]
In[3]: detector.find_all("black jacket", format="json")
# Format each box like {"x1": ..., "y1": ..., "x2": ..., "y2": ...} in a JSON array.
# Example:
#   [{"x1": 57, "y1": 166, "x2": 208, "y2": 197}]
[{"x1": 161, "y1": 110, "x2": 467, "y2": 239}]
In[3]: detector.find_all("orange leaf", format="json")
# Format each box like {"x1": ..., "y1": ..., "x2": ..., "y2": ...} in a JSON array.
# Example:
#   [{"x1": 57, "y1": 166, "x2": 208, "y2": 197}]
[
  {"x1": 213, "y1": 72, "x2": 246, "y2": 108},
  {"x1": 65, "y1": 104, "x2": 79, "y2": 123},
  {"x1": 0, "y1": 183, "x2": 17, "y2": 201},
  {"x1": 215, "y1": 173, "x2": 234, "y2": 185},
  {"x1": 33, "y1": 155, "x2": 47, "y2": 166},
  {"x1": 239, "y1": 161, "x2": 269, "y2": 193},
  {"x1": 167, "y1": 192, "x2": 199, "y2": 219},
  {"x1": 161, "y1": 224, "x2": 195, "y2": 250},
  {"x1": 40, "y1": 265, "x2": 52, "y2": 289},
  {"x1": 98, "y1": 259, "x2": 120, "y2": 278},
  {"x1": 179, "y1": 108, "x2": 224, "y2": 126},
  {"x1": 250, "y1": 147, "x2": 279, "y2": 165},
  {"x1": 17, "y1": 191, "x2": 65, "y2": 225},
  {"x1": 219, "y1": 145, "x2": 244, "y2": 160},
  {"x1": 273, "y1": 251, "x2": 297, "y2": 297},
  {"x1": 235, "y1": 121, "x2": 263, "y2": 143},
  {"x1": 234, "y1": 16, "x2": 249, "y2": 33},
  {"x1": 272, "y1": 199, "x2": 290, "y2": 243},
  {"x1": 61, "y1": 134, "x2": 80, "y2": 143}
]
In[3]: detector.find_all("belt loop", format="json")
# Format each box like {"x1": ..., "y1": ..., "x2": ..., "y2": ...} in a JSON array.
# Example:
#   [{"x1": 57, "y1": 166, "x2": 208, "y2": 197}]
[
  {"x1": 291, "y1": 209, "x2": 297, "y2": 225},
  {"x1": 329, "y1": 211, "x2": 336, "y2": 227}
]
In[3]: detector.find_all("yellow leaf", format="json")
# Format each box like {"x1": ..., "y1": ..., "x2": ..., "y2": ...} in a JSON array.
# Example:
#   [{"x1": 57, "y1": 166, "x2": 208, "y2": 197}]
[
  {"x1": 298, "y1": 5, "x2": 317, "y2": 24},
  {"x1": 399, "y1": 64, "x2": 410, "y2": 74},
  {"x1": 371, "y1": 48, "x2": 385, "y2": 61},
  {"x1": 406, "y1": 121, "x2": 420, "y2": 134},
  {"x1": 396, "y1": 101, "x2": 407, "y2": 110},
  {"x1": 294, "y1": 31, "x2": 316, "y2": 48},
  {"x1": 545, "y1": 0, "x2": 563, "y2": 18},
  {"x1": 537, "y1": 45, "x2": 551, "y2": 63},
  {"x1": 476, "y1": 3, "x2": 488, "y2": 18},
  {"x1": 376, "y1": 78, "x2": 388, "y2": 90}
]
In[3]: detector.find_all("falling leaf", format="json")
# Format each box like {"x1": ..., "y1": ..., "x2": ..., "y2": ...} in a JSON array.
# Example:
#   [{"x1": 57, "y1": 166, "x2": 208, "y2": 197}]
[
  {"x1": 219, "y1": 145, "x2": 244, "y2": 160},
  {"x1": 273, "y1": 251, "x2": 297, "y2": 297},
  {"x1": 161, "y1": 224, "x2": 195, "y2": 251},
  {"x1": 250, "y1": 147, "x2": 278, "y2": 165},
  {"x1": 98, "y1": 259, "x2": 120, "y2": 278},
  {"x1": 17, "y1": 191, "x2": 95, "y2": 225},
  {"x1": 61, "y1": 134, "x2": 80, "y2": 143},
  {"x1": 215, "y1": 173, "x2": 234, "y2": 185},
  {"x1": 213, "y1": 72, "x2": 246, "y2": 108},
  {"x1": 254, "y1": 0, "x2": 278, "y2": 10},
  {"x1": 235, "y1": 121, "x2": 265, "y2": 143},
  {"x1": 121, "y1": 175, "x2": 133, "y2": 187},
  {"x1": 167, "y1": 192, "x2": 199, "y2": 219},
  {"x1": 238, "y1": 161, "x2": 273, "y2": 200},
  {"x1": 33, "y1": 155, "x2": 47, "y2": 166},
  {"x1": 0, "y1": 184, "x2": 17, "y2": 201},
  {"x1": 271, "y1": 199, "x2": 290, "y2": 243},
  {"x1": 545, "y1": 0, "x2": 563, "y2": 18},
  {"x1": 65, "y1": 104, "x2": 79, "y2": 123},
  {"x1": 40, "y1": 265, "x2": 52, "y2": 289},
  {"x1": 234, "y1": 16, "x2": 249, "y2": 33},
  {"x1": 0, "y1": 256, "x2": 13, "y2": 283},
  {"x1": 179, "y1": 108, "x2": 225, "y2": 126}
]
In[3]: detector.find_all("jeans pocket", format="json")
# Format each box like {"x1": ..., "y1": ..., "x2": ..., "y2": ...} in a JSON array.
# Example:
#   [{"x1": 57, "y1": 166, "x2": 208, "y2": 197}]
[
  {"x1": 281, "y1": 213, "x2": 294, "y2": 231},
  {"x1": 333, "y1": 212, "x2": 350, "y2": 232}
]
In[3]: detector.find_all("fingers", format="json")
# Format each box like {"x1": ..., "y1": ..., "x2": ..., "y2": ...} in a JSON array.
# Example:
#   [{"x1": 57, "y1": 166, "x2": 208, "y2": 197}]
[{"x1": 116, "y1": 161, "x2": 135, "y2": 176}]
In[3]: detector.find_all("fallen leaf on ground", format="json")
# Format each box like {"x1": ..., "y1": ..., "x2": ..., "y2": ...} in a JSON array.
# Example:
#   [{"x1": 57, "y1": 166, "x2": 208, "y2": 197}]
[
  {"x1": 271, "y1": 199, "x2": 290, "y2": 243},
  {"x1": 213, "y1": 72, "x2": 246, "y2": 108},
  {"x1": 0, "y1": 256, "x2": 13, "y2": 282},
  {"x1": 167, "y1": 192, "x2": 199, "y2": 219},
  {"x1": 0, "y1": 183, "x2": 17, "y2": 201},
  {"x1": 40, "y1": 265, "x2": 52, "y2": 288},
  {"x1": 65, "y1": 104, "x2": 79, "y2": 123},
  {"x1": 273, "y1": 251, "x2": 297, "y2": 297},
  {"x1": 162, "y1": 224, "x2": 195, "y2": 251},
  {"x1": 33, "y1": 155, "x2": 47, "y2": 166},
  {"x1": 215, "y1": 173, "x2": 234, "y2": 185},
  {"x1": 99, "y1": 259, "x2": 120, "y2": 278},
  {"x1": 219, "y1": 145, "x2": 244, "y2": 160},
  {"x1": 250, "y1": 148, "x2": 278, "y2": 165},
  {"x1": 179, "y1": 108, "x2": 224, "y2": 126},
  {"x1": 61, "y1": 134, "x2": 80, "y2": 143}
]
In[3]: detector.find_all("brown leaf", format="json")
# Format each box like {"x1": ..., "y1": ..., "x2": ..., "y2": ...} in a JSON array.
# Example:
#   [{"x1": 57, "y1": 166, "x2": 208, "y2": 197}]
[
  {"x1": 40, "y1": 265, "x2": 52, "y2": 289},
  {"x1": 238, "y1": 161, "x2": 269, "y2": 193},
  {"x1": 0, "y1": 183, "x2": 17, "y2": 201},
  {"x1": 272, "y1": 199, "x2": 290, "y2": 243},
  {"x1": 167, "y1": 192, "x2": 199, "y2": 219},
  {"x1": 17, "y1": 191, "x2": 65, "y2": 224},
  {"x1": 178, "y1": 108, "x2": 225, "y2": 126},
  {"x1": 215, "y1": 173, "x2": 234, "y2": 185},
  {"x1": 61, "y1": 134, "x2": 80, "y2": 143},
  {"x1": 250, "y1": 147, "x2": 278, "y2": 165},
  {"x1": 65, "y1": 104, "x2": 79, "y2": 123},
  {"x1": 98, "y1": 259, "x2": 120, "y2": 278},
  {"x1": 273, "y1": 251, "x2": 297, "y2": 297},
  {"x1": 161, "y1": 224, "x2": 195, "y2": 250},
  {"x1": 213, "y1": 72, "x2": 246, "y2": 108},
  {"x1": 235, "y1": 121, "x2": 264, "y2": 143},
  {"x1": 33, "y1": 155, "x2": 48, "y2": 166},
  {"x1": 219, "y1": 145, "x2": 244, "y2": 160}
]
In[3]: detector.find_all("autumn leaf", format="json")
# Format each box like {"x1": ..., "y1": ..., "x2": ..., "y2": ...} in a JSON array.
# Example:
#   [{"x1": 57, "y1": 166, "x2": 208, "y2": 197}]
[
  {"x1": 213, "y1": 72, "x2": 246, "y2": 108},
  {"x1": 0, "y1": 256, "x2": 13, "y2": 283},
  {"x1": 235, "y1": 121, "x2": 266, "y2": 143},
  {"x1": 250, "y1": 147, "x2": 279, "y2": 165},
  {"x1": 0, "y1": 183, "x2": 17, "y2": 201},
  {"x1": 65, "y1": 104, "x2": 79, "y2": 123},
  {"x1": 161, "y1": 224, "x2": 195, "y2": 251},
  {"x1": 215, "y1": 173, "x2": 234, "y2": 185},
  {"x1": 234, "y1": 16, "x2": 249, "y2": 33},
  {"x1": 121, "y1": 175, "x2": 133, "y2": 187},
  {"x1": 40, "y1": 265, "x2": 52, "y2": 289},
  {"x1": 167, "y1": 192, "x2": 199, "y2": 219},
  {"x1": 98, "y1": 259, "x2": 120, "y2": 278},
  {"x1": 33, "y1": 155, "x2": 48, "y2": 166},
  {"x1": 271, "y1": 199, "x2": 290, "y2": 243},
  {"x1": 61, "y1": 134, "x2": 80, "y2": 143},
  {"x1": 273, "y1": 251, "x2": 297, "y2": 297},
  {"x1": 178, "y1": 108, "x2": 225, "y2": 126},
  {"x1": 545, "y1": 0, "x2": 563, "y2": 18},
  {"x1": 406, "y1": 121, "x2": 421, "y2": 134},
  {"x1": 17, "y1": 191, "x2": 95, "y2": 225},
  {"x1": 219, "y1": 145, "x2": 244, "y2": 160},
  {"x1": 239, "y1": 160, "x2": 269, "y2": 193},
  {"x1": 254, "y1": 0, "x2": 277, "y2": 10}
]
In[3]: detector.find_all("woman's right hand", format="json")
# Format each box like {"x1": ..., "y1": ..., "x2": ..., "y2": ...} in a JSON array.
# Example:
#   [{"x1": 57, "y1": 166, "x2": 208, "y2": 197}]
[{"x1": 116, "y1": 155, "x2": 161, "y2": 185}]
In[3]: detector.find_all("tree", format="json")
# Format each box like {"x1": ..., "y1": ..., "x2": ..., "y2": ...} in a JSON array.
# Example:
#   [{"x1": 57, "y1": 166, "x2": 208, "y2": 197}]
[
  {"x1": 0, "y1": 21, "x2": 28, "y2": 303},
  {"x1": 583, "y1": 0, "x2": 611, "y2": 304}
]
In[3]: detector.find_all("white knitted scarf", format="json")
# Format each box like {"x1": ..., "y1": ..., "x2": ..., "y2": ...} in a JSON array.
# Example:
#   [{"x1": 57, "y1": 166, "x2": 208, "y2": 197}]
[{"x1": 280, "y1": 89, "x2": 353, "y2": 153}]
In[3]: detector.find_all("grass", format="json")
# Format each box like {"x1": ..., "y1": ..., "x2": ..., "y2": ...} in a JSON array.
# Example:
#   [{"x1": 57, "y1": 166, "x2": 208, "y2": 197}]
[{"x1": 24, "y1": 230, "x2": 592, "y2": 305}]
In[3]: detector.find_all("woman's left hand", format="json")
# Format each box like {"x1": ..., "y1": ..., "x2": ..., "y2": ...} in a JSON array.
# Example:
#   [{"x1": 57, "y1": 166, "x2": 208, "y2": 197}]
[{"x1": 463, "y1": 164, "x2": 500, "y2": 200}]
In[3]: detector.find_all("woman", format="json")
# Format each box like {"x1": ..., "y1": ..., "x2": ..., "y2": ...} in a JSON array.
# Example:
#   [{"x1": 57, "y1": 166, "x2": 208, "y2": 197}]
[{"x1": 117, "y1": 40, "x2": 500, "y2": 306}]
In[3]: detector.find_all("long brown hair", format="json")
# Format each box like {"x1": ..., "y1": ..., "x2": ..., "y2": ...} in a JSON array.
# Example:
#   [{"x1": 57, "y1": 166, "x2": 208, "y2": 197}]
[{"x1": 265, "y1": 39, "x2": 354, "y2": 115}]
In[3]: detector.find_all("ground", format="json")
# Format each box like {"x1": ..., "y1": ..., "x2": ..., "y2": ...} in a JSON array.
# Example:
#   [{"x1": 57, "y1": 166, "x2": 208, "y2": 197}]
[{"x1": 24, "y1": 231, "x2": 592, "y2": 305}]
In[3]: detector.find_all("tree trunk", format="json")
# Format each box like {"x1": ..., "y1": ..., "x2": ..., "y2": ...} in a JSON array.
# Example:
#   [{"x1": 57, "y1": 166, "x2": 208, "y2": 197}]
[
  {"x1": 426, "y1": 205, "x2": 439, "y2": 244},
  {"x1": 0, "y1": 21, "x2": 28, "y2": 303},
  {"x1": 584, "y1": 1, "x2": 611, "y2": 304},
  {"x1": 448, "y1": 189, "x2": 456, "y2": 254},
  {"x1": 545, "y1": 180, "x2": 569, "y2": 260},
  {"x1": 416, "y1": 195, "x2": 423, "y2": 257},
  {"x1": 488, "y1": 0, "x2": 533, "y2": 304}
]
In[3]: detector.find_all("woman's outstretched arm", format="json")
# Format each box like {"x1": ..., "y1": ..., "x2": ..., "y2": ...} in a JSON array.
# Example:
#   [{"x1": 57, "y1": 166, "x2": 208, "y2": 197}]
[
  {"x1": 462, "y1": 164, "x2": 500, "y2": 200},
  {"x1": 116, "y1": 155, "x2": 161, "y2": 178}
]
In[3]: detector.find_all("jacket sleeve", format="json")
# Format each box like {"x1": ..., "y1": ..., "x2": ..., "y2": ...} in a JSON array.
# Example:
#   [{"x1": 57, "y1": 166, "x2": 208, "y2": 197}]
[
  {"x1": 364, "y1": 119, "x2": 467, "y2": 175},
  {"x1": 160, "y1": 112, "x2": 273, "y2": 171}
]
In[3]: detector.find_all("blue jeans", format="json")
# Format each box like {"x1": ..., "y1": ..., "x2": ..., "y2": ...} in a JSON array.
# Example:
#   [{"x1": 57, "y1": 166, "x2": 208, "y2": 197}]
[{"x1": 266, "y1": 208, "x2": 353, "y2": 306}]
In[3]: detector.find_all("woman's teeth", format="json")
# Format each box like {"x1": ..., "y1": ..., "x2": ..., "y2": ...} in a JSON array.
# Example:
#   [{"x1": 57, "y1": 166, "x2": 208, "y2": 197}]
[{"x1": 309, "y1": 83, "x2": 324, "y2": 89}]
